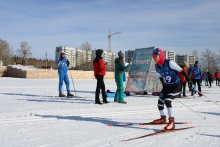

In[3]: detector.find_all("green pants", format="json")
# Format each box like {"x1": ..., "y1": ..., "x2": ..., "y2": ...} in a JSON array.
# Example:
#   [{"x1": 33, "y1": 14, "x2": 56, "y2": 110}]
[{"x1": 114, "y1": 80, "x2": 125, "y2": 103}]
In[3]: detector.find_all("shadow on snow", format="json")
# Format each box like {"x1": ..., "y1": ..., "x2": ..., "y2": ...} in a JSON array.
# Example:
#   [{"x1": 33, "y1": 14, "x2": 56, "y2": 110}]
[{"x1": 34, "y1": 114, "x2": 160, "y2": 131}]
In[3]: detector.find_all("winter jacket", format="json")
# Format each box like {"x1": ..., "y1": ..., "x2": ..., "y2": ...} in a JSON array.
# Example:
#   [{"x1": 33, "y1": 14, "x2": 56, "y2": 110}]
[
  {"x1": 214, "y1": 71, "x2": 220, "y2": 78},
  {"x1": 57, "y1": 58, "x2": 69, "y2": 73},
  {"x1": 202, "y1": 73, "x2": 208, "y2": 80},
  {"x1": 114, "y1": 58, "x2": 131, "y2": 103},
  {"x1": 114, "y1": 58, "x2": 130, "y2": 82},
  {"x1": 178, "y1": 66, "x2": 187, "y2": 83},
  {"x1": 93, "y1": 49, "x2": 106, "y2": 76},
  {"x1": 206, "y1": 72, "x2": 212, "y2": 81},
  {"x1": 191, "y1": 65, "x2": 202, "y2": 80}
]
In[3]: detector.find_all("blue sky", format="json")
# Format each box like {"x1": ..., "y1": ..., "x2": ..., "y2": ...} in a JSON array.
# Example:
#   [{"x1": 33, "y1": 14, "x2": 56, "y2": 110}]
[{"x1": 0, "y1": 0, "x2": 220, "y2": 59}]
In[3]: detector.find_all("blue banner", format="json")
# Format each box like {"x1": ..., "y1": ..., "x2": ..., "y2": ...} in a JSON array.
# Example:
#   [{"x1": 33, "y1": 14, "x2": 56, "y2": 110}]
[{"x1": 125, "y1": 47, "x2": 154, "y2": 93}]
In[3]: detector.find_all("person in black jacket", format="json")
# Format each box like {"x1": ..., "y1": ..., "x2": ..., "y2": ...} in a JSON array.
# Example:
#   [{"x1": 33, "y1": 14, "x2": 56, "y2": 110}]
[{"x1": 206, "y1": 70, "x2": 212, "y2": 87}]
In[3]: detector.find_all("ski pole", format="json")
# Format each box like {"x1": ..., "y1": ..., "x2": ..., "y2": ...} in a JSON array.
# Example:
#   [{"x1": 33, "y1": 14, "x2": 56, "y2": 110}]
[
  {"x1": 175, "y1": 98, "x2": 206, "y2": 120},
  {"x1": 69, "y1": 69, "x2": 77, "y2": 96},
  {"x1": 197, "y1": 91, "x2": 220, "y2": 107}
]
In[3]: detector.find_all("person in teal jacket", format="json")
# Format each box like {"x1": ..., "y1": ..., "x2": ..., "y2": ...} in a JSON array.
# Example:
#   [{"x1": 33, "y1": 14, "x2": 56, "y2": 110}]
[{"x1": 114, "y1": 51, "x2": 131, "y2": 104}]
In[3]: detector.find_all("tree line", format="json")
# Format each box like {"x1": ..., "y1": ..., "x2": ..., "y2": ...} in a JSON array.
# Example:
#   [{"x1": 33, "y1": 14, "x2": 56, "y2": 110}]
[
  {"x1": 191, "y1": 49, "x2": 220, "y2": 73},
  {"x1": 1, "y1": 37, "x2": 220, "y2": 72}
]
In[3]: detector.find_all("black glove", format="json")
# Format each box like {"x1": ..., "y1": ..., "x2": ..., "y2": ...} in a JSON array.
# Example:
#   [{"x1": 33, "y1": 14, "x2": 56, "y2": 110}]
[
  {"x1": 188, "y1": 80, "x2": 192, "y2": 90},
  {"x1": 66, "y1": 59, "x2": 70, "y2": 67}
]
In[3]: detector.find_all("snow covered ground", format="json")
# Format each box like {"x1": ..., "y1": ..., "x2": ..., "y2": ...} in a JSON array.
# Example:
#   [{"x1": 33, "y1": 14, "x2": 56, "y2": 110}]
[{"x1": 0, "y1": 77, "x2": 219, "y2": 147}]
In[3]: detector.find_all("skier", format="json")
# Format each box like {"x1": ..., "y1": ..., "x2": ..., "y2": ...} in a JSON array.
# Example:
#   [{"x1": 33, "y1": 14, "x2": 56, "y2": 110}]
[
  {"x1": 177, "y1": 62, "x2": 188, "y2": 98},
  {"x1": 206, "y1": 70, "x2": 212, "y2": 87},
  {"x1": 93, "y1": 49, "x2": 108, "y2": 105},
  {"x1": 191, "y1": 61, "x2": 203, "y2": 96},
  {"x1": 114, "y1": 51, "x2": 131, "y2": 104},
  {"x1": 214, "y1": 70, "x2": 220, "y2": 86},
  {"x1": 202, "y1": 72, "x2": 209, "y2": 86},
  {"x1": 57, "y1": 52, "x2": 74, "y2": 97},
  {"x1": 151, "y1": 48, "x2": 192, "y2": 131}
]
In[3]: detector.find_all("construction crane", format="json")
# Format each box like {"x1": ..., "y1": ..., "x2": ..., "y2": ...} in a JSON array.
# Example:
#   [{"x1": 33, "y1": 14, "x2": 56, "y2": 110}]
[{"x1": 108, "y1": 30, "x2": 122, "y2": 51}]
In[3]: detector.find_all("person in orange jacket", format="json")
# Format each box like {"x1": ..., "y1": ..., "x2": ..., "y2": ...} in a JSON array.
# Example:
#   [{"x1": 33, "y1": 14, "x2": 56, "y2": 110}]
[
  {"x1": 214, "y1": 70, "x2": 220, "y2": 86},
  {"x1": 177, "y1": 62, "x2": 188, "y2": 97}
]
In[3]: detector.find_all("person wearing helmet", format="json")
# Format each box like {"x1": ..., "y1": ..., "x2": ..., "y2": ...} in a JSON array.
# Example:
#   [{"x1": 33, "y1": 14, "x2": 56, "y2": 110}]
[
  {"x1": 57, "y1": 52, "x2": 74, "y2": 97},
  {"x1": 151, "y1": 48, "x2": 192, "y2": 131}
]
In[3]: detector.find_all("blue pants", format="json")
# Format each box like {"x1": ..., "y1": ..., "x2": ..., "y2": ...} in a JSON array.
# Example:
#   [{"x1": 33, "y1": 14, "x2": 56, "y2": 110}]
[{"x1": 58, "y1": 72, "x2": 70, "y2": 92}]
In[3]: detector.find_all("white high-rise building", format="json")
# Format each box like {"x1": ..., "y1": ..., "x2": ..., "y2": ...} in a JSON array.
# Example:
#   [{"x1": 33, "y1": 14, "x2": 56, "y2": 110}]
[
  {"x1": 125, "y1": 50, "x2": 134, "y2": 63},
  {"x1": 163, "y1": 50, "x2": 175, "y2": 61},
  {"x1": 175, "y1": 55, "x2": 195, "y2": 66}
]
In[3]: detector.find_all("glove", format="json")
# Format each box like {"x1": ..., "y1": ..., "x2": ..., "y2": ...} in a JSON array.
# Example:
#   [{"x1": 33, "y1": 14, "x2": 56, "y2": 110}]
[
  {"x1": 66, "y1": 59, "x2": 70, "y2": 67},
  {"x1": 188, "y1": 81, "x2": 192, "y2": 90}
]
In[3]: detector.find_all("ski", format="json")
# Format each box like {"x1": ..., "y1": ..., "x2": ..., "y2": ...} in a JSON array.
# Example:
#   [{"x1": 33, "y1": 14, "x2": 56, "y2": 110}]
[
  {"x1": 122, "y1": 126, "x2": 195, "y2": 142},
  {"x1": 107, "y1": 121, "x2": 191, "y2": 127}
]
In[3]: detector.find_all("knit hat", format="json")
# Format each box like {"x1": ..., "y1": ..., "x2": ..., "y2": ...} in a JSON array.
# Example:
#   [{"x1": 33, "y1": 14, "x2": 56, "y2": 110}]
[
  {"x1": 183, "y1": 61, "x2": 188, "y2": 67},
  {"x1": 60, "y1": 51, "x2": 65, "y2": 55},
  {"x1": 118, "y1": 51, "x2": 124, "y2": 57}
]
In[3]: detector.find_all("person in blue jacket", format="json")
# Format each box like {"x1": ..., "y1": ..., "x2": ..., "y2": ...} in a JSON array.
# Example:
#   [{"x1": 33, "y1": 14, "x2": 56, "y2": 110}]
[
  {"x1": 57, "y1": 52, "x2": 74, "y2": 97},
  {"x1": 191, "y1": 61, "x2": 202, "y2": 96}
]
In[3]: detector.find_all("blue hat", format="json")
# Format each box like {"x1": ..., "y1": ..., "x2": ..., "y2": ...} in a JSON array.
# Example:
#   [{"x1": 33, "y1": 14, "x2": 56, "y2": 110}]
[{"x1": 152, "y1": 48, "x2": 160, "y2": 55}]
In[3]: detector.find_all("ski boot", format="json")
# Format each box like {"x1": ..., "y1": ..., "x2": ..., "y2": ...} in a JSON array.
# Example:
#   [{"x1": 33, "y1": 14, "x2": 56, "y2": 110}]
[
  {"x1": 59, "y1": 92, "x2": 66, "y2": 97},
  {"x1": 152, "y1": 115, "x2": 166, "y2": 124},
  {"x1": 119, "y1": 101, "x2": 127, "y2": 104},
  {"x1": 164, "y1": 117, "x2": 175, "y2": 131},
  {"x1": 95, "y1": 101, "x2": 103, "y2": 105},
  {"x1": 67, "y1": 92, "x2": 74, "y2": 98},
  {"x1": 103, "y1": 101, "x2": 109, "y2": 104},
  {"x1": 183, "y1": 95, "x2": 187, "y2": 98}
]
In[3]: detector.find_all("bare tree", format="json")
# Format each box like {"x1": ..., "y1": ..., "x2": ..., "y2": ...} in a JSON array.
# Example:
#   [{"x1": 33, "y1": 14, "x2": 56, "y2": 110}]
[
  {"x1": 16, "y1": 41, "x2": 32, "y2": 66},
  {"x1": 191, "y1": 49, "x2": 199, "y2": 61},
  {"x1": 80, "y1": 41, "x2": 91, "y2": 51},
  {"x1": 79, "y1": 41, "x2": 92, "y2": 70},
  {"x1": 216, "y1": 49, "x2": 220, "y2": 70},
  {"x1": 0, "y1": 38, "x2": 14, "y2": 66},
  {"x1": 200, "y1": 49, "x2": 218, "y2": 72},
  {"x1": 16, "y1": 41, "x2": 32, "y2": 58}
]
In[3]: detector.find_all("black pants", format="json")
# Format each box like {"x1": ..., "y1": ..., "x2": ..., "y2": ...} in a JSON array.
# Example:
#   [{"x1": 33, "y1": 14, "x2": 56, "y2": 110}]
[
  {"x1": 95, "y1": 75, "x2": 107, "y2": 103},
  {"x1": 158, "y1": 83, "x2": 182, "y2": 110},
  {"x1": 208, "y1": 80, "x2": 212, "y2": 87},
  {"x1": 192, "y1": 79, "x2": 202, "y2": 95},
  {"x1": 182, "y1": 82, "x2": 186, "y2": 96},
  {"x1": 216, "y1": 78, "x2": 220, "y2": 86}
]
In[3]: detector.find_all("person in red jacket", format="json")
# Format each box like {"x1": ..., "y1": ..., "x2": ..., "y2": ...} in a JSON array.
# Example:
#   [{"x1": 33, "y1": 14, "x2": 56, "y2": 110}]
[
  {"x1": 93, "y1": 49, "x2": 108, "y2": 105},
  {"x1": 214, "y1": 69, "x2": 220, "y2": 86},
  {"x1": 177, "y1": 62, "x2": 188, "y2": 97}
]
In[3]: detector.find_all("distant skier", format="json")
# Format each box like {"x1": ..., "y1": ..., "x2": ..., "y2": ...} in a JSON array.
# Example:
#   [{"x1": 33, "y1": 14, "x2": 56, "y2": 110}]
[
  {"x1": 206, "y1": 70, "x2": 212, "y2": 87},
  {"x1": 202, "y1": 72, "x2": 209, "y2": 86},
  {"x1": 114, "y1": 51, "x2": 131, "y2": 104},
  {"x1": 93, "y1": 49, "x2": 108, "y2": 105},
  {"x1": 191, "y1": 61, "x2": 203, "y2": 96},
  {"x1": 151, "y1": 48, "x2": 192, "y2": 131},
  {"x1": 57, "y1": 52, "x2": 74, "y2": 97},
  {"x1": 214, "y1": 70, "x2": 220, "y2": 86}
]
